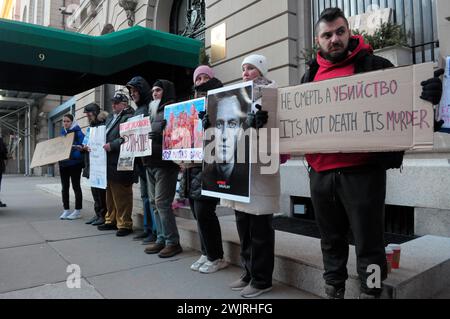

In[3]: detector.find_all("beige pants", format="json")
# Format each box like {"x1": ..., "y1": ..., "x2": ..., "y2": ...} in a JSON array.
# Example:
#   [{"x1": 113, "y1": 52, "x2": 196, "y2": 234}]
[{"x1": 105, "y1": 181, "x2": 133, "y2": 230}]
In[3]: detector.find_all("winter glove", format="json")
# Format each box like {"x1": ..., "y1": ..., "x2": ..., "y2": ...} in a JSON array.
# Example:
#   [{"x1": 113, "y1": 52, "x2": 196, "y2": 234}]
[
  {"x1": 198, "y1": 111, "x2": 211, "y2": 130},
  {"x1": 435, "y1": 117, "x2": 445, "y2": 133},
  {"x1": 421, "y1": 69, "x2": 444, "y2": 105},
  {"x1": 246, "y1": 104, "x2": 268, "y2": 129},
  {"x1": 160, "y1": 119, "x2": 167, "y2": 131},
  {"x1": 148, "y1": 131, "x2": 161, "y2": 140}
]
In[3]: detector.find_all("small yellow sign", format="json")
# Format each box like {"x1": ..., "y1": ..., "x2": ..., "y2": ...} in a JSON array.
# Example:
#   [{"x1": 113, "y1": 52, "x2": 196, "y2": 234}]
[{"x1": 211, "y1": 23, "x2": 226, "y2": 63}]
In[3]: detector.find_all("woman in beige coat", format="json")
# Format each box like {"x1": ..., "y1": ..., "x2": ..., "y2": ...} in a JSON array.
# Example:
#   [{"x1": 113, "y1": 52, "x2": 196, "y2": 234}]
[{"x1": 225, "y1": 54, "x2": 280, "y2": 298}]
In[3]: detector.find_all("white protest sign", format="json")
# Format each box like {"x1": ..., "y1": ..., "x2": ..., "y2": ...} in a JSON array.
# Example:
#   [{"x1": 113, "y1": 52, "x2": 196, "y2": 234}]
[
  {"x1": 89, "y1": 126, "x2": 107, "y2": 189},
  {"x1": 438, "y1": 57, "x2": 450, "y2": 130},
  {"x1": 119, "y1": 116, "x2": 152, "y2": 158},
  {"x1": 117, "y1": 115, "x2": 150, "y2": 171}
]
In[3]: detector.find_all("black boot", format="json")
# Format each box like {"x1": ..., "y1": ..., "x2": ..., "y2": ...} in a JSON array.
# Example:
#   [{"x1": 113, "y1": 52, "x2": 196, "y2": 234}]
[
  {"x1": 116, "y1": 228, "x2": 133, "y2": 237},
  {"x1": 325, "y1": 284, "x2": 345, "y2": 299},
  {"x1": 98, "y1": 223, "x2": 117, "y2": 231}
]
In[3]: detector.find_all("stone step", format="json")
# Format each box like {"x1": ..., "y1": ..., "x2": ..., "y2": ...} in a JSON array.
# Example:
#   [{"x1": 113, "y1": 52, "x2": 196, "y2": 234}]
[
  {"x1": 37, "y1": 182, "x2": 450, "y2": 299},
  {"x1": 177, "y1": 215, "x2": 450, "y2": 299}
]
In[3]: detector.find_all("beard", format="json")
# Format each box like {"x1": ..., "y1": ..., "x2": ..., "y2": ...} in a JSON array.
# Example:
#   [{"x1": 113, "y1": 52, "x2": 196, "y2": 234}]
[
  {"x1": 149, "y1": 100, "x2": 160, "y2": 117},
  {"x1": 320, "y1": 46, "x2": 349, "y2": 63}
]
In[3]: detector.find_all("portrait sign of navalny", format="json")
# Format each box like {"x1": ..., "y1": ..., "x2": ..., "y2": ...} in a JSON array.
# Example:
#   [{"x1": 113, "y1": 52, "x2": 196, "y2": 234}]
[{"x1": 202, "y1": 82, "x2": 253, "y2": 203}]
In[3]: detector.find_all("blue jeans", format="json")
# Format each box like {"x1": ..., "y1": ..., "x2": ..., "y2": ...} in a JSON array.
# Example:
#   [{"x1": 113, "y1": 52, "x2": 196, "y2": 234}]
[
  {"x1": 146, "y1": 166, "x2": 180, "y2": 246},
  {"x1": 140, "y1": 175, "x2": 156, "y2": 234}
]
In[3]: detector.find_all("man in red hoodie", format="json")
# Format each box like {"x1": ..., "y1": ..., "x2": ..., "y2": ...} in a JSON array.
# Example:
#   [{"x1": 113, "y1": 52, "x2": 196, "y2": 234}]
[{"x1": 303, "y1": 8, "x2": 444, "y2": 299}]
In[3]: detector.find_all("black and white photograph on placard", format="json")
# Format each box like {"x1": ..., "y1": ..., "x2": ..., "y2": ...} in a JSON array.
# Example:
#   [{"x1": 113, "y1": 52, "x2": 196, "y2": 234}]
[{"x1": 201, "y1": 81, "x2": 253, "y2": 203}]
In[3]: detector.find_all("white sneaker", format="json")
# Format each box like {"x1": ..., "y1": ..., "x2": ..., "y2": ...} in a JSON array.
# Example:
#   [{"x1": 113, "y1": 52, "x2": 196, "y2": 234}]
[
  {"x1": 66, "y1": 210, "x2": 81, "y2": 220},
  {"x1": 59, "y1": 210, "x2": 71, "y2": 220},
  {"x1": 199, "y1": 259, "x2": 229, "y2": 274},
  {"x1": 190, "y1": 255, "x2": 208, "y2": 271}
]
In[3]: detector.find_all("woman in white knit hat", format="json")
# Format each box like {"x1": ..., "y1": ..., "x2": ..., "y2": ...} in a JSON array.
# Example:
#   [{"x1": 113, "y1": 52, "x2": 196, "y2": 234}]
[{"x1": 224, "y1": 54, "x2": 280, "y2": 298}]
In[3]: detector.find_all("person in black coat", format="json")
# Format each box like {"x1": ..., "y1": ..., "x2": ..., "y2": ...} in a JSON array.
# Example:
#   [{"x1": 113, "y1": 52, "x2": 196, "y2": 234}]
[
  {"x1": 302, "y1": 7, "x2": 444, "y2": 300},
  {"x1": 81, "y1": 103, "x2": 109, "y2": 226},
  {"x1": 181, "y1": 65, "x2": 229, "y2": 273},
  {"x1": 126, "y1": 76, "x2": 157, "y2": 244},
  {"x1": 143, "y1": 80, "x2": 182, "y2": 258},
  {"x1": 97, "y1": 91, "x2": 136, "y2": 237},
  {"x1": 0, "y1": 136, "x2": 8, "y2": 208}
]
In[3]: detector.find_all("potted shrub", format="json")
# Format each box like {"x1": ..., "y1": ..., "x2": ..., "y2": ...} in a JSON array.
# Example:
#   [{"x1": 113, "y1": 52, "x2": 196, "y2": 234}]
[{"x1": 354, "y1": 22, "x2": 412, "y2": 66}]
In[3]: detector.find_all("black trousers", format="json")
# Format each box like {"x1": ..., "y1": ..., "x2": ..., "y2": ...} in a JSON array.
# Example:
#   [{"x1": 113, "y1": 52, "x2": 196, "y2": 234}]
[
  {"x1": 235, "y1": 211, "x2": 274, "y2": 289},
  {"x1": 189, "y1": 198, "x2": 223, "y2": 261},
  {"x1": 91, "y1": 187, "x2": 107, "y2": 218},
  {"x1": 309, "y1": 166, "x2": 388, "y2": 294},
  {"x1": 60, "y1": 164, "x2": 83, "y2": 210}
]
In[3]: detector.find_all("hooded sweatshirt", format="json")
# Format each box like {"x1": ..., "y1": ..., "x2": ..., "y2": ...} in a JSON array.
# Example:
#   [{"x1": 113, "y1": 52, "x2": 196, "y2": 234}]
[
  {"x1": 305, "y1": 35, "x2": 374, "y2": 173},
  {"x1": 142, "y1": 79, "x2": 179, "y2": 168},
  {"x1": 59, "y1": 122, "x2": 85, "y2": 167},
  {"x1": 126, "y1": 76, "x2": 152, "y2": 117}
]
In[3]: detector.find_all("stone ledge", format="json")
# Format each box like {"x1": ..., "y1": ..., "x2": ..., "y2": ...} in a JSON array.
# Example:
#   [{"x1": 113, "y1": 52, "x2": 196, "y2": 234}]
[
  {"x1": 37, "y1": 182, "x2": 450, "y2": 298},
  {"x1": 177, "y1": 216, "x2": 450, "y2": 299}
]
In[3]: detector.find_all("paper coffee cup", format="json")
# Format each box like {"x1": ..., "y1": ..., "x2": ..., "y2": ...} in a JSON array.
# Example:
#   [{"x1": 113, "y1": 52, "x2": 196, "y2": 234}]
[
  {"x1": 385, "y1": 247, "x2": 394, "y2": 273},
  {"x1": 388, "y1": 244, "x2": 401, "y2": 269}
]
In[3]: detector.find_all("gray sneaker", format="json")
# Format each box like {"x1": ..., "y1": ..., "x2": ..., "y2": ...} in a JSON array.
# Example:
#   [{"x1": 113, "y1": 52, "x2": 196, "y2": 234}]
[
  {"x1": 240, "y1": 285, "x2": 273, "y2": 298},
  {"x1": 325, "y1": 284, "x2": 345, "y2": 299},
  {"x1": 229, "y1": 278, "x2": 249, "y2": 291}
]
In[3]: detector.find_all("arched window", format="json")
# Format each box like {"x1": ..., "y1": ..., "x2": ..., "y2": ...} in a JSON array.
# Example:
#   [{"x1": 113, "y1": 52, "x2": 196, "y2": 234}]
[{"x1": 170, "y1": 0, "x2": 205, "y2": 41}]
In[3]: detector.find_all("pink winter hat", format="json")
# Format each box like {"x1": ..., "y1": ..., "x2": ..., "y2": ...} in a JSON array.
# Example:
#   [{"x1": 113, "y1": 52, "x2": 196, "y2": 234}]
[{"x1": 193, "y1": 65, "x2": 214, "y2": 83}]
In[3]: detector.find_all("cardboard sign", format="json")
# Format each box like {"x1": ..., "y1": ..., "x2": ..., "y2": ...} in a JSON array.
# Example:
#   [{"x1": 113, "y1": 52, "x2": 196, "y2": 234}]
[
  {"x1": 89, "y1": 126, "x2": 107, "y2": 189},
  {"x1": 30, "y1": 133, "x2": 74, "y2": 168},
  {"x1": 277, "y1": 63, "x2": 435, "y2": 155},
  {"x1": 162, "y1": 97, "x2": 206, "y2": 162}
]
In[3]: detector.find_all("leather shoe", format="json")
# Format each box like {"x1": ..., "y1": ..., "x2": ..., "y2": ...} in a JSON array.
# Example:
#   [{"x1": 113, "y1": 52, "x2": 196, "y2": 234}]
[
  {"x1": 92, "y1": 217, "x2": 105, "y2": 226},
  {"x1": 116, "y1": 228, "x2": 133, "y2": 237},
  {"x1": 158, "y1": 244, "x2": 183, "y2": 258},
  {"x1": 97, "y1": 223, "x2": 117, "y2": 231},
  {"x1": 144, "y1": 242, "x2": 165, "y2": 254}
]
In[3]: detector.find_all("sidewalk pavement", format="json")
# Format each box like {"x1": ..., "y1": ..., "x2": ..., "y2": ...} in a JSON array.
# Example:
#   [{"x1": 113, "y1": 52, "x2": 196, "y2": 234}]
[{"x1": 0, "y1": 175, "x2": 318, "y2": 299}]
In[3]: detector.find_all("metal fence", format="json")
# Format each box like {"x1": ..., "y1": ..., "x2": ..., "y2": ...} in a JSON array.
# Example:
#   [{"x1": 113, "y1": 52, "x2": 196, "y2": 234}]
[{"x1": 311, "y1": 0, "x2": 439, "y2": 64}]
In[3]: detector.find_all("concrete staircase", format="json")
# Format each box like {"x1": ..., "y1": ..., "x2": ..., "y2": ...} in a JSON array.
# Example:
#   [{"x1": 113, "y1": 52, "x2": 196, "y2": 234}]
[{"x1": 37, "y1": 181, "x2": 450, "y2": 299}]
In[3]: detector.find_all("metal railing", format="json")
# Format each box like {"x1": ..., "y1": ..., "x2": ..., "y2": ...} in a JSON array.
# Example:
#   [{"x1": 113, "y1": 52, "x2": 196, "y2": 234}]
[{"x1": 311, "y1": 0, "x2": 439, "y2": 64}]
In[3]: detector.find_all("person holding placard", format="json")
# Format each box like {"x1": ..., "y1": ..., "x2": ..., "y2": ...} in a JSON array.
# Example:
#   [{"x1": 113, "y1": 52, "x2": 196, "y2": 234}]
[
  {"x1": 204, "y1": 54, "x2": 280, "y2": 298},
  {"x1": 97, "y1": 91, "x2": 136, "y2": 237},
  {"x1": 182, "y1": 65, "x2": 228, "y2": 274},
  {"x1": 126, "y1": 76, "x2": 157, "y2": 245},
  {"x1": 81, "y1": 103, "x2": 109, "y2": 226},
  {"x1": 303, "y1": 8, "x2": 444, "y2": 299},
  {"x1": 58, "y1": 114, "x2": 85, "y2": 220},
  {"x1": 143, "y1": 80, "x2": 183, "y2": 258}
]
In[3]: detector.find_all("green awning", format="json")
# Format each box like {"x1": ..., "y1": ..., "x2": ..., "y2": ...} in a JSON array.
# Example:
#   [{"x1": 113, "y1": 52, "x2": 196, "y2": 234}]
[{"x1": 0, "y1": 18, "x2": 202, "y2": 96}]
